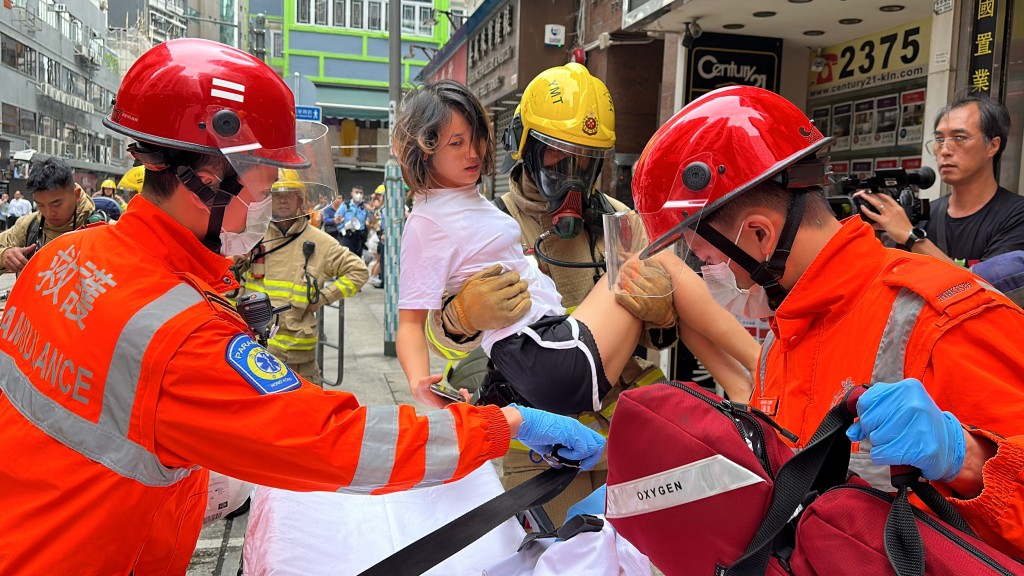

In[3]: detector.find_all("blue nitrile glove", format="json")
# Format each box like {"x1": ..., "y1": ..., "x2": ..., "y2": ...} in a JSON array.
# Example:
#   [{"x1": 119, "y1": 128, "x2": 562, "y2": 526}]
[
  {"x1": 847, "y1": 379, "x2": 966, "y2": 482},
  {"x1": 566, "y1": 484, "x2": 607, "y2": 519},
  {"x1": 510, "y1": 404, "x2": 605, "y2": 471}
]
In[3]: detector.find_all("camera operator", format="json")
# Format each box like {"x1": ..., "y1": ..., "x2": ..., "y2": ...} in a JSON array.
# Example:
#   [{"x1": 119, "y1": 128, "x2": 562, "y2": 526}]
[{"x1": 856, "y1": 95, "x2": 1024, "y2": 266}]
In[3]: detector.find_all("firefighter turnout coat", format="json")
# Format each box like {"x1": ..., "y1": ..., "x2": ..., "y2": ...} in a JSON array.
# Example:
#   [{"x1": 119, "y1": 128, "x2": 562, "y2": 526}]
[
  {"x1": 0, "y1": 185, "x2": 95, "y2": 274},
  {"x1": 754, "y1": 217, "x2": 1024, "y2": 559},
  {"x1": 238, "y1": 217, "x2": 368, "y2": 365},
  {"x1": 0, "y1": 196, "x2": 512, "y2": 575}
]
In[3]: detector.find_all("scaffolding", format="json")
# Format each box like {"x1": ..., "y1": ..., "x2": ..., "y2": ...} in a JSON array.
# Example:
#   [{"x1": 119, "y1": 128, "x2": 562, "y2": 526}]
[{"x1": 106, "y1": 15, "x2": 153, "y2": 77}]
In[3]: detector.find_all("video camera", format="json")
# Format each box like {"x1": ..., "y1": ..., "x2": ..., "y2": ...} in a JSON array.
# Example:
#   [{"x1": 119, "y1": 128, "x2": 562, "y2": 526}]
[{"x1": 827, "y1": 166, "x2": 936, "y2": 225}]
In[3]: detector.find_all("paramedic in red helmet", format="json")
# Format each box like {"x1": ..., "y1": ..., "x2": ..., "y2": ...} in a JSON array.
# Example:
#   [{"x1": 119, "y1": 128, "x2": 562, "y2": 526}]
[
  {"x1": 0, "y1": 38, "x2": 604, "y2": 575},
  {"x1": 631, "y1": 85, "x2": 1024, "y2": 558}
]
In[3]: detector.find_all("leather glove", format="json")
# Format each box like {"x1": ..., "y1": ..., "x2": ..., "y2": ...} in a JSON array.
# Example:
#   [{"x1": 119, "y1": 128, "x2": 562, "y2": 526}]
[
  {"x1": 566, "y1": 484, "x2": 606, "y2": 518},
  {"x1": 510, "y1": 404, "x2": 605, "y2": 471},
  {"x1": 613, "y1": 258, "x2": 676, "y2": 328},
  {"x1": 847, "y1": 379, "x2": 966, "y2": 482},
  {"x1": 442, "y1": 264, "x2": 531, "y2": 337}
]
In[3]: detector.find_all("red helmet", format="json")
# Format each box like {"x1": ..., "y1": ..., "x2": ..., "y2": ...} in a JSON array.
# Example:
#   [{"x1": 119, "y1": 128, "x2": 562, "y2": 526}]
[
  {"x1": 633, "y1": 86, "x2": 831, "y2": 256},
  {"x1": 104, "y1": 38, "x2": 303, "y2": 166}
]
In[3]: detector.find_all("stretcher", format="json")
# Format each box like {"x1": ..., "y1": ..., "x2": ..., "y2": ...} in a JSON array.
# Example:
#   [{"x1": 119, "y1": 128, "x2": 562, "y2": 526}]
[{"x1": 241, "y1": 464, "x2": 525, "y2": 575}]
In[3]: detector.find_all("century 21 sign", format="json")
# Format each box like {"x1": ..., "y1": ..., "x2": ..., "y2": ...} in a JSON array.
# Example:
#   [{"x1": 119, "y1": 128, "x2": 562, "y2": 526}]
[{"x1": 809, "y1": 18, "x2": 931, "y2": 97}]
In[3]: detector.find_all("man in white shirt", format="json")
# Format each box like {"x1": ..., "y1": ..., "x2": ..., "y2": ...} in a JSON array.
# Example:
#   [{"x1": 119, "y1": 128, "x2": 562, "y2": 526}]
[{"x1": 8, "y1": 190, "x2": 32, "y2": 219}]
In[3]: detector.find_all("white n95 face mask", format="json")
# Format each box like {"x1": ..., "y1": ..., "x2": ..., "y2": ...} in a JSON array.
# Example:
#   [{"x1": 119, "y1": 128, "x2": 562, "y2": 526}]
[
  {"x1": 701, "y1": 262, "x2": 774, "y2": 319},
  {"x1": 219, "y1": 195, "x2": 273, "y2": 257}
]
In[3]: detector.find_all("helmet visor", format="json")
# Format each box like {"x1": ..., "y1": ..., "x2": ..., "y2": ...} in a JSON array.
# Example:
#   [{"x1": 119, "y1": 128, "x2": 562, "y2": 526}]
[
  {"x1": 523, "y1": 131, "x2": 608, "y2": 203},
  {"x1": 220, "y1": 120, "x2": 338, "y2": 222}
]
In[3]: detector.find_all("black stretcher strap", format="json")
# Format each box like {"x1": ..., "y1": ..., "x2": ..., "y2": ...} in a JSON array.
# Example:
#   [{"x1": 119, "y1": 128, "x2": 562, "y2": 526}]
[{"x1": 358, "y1": 466, "x2": 578, "y2": 576}]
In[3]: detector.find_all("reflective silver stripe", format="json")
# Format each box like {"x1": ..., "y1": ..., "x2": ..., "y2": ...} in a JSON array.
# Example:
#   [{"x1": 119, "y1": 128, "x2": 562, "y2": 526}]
[
  {"x1": 851, "y1": 288, "x2": 926, "y2": 489},
  {"x1": 342, "y1": 405, "x2": 399, "y2": 494},
  {"x1": 0, "y1": 352, "x2": 165, "y2": 479},
  {"x1": 758, "y1": 330, "x2": 775, "y2": 396},
  {"x1": 0, "y1": 287, "x2": 204, "y2": 487},
  {"x1": 520, "y1": 316, "x2": 602, "y2": 411},
  {"x1": 412, "y1": 409, "x2": 461, "y2": 488},
  {"x1": 870, "y1": 288, "x2": 924, "y2": 384},
  {"x1": 605, "y1": 455, "x2": 765, "y2": 519},
  {"x1": 100, "y1": 284, "x2": 204, "y2": 436}
]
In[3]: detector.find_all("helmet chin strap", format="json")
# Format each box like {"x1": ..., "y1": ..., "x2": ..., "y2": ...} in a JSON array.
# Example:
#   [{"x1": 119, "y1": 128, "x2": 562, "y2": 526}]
[
  {"x1": 693, "y1": 191, "x2": 808, "y2": 310},
  {"x1": 175, "y1": 165, "x2": 244, "y2": 254}
]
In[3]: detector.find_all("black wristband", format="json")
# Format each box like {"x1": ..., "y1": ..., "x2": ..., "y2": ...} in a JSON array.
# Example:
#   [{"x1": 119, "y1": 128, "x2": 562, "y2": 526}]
[{"x1": 902, "y1": 227, "x2": 927, "y2": 251}]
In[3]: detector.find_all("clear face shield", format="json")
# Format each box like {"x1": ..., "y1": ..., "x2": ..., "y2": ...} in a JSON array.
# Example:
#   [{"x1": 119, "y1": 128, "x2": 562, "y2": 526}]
[
  {"x1": 214, "y1": 120, "x2": 337, "y2": 255},
  {"x1": 602, "y1": 208, "x2": 694, "y2": 299}
]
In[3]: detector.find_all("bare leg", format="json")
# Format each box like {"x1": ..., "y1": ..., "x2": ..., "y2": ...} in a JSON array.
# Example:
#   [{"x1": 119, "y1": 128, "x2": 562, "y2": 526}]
[{"x1": 570, "y1": 278, "x2": 645, "y2": 386}]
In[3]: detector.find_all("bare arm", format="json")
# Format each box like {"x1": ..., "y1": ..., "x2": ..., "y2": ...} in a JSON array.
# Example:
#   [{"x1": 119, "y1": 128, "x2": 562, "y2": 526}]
[
  {"x1": 679, "y1": 326, "x2": 753, "y2": 402},
  {"x1": 397, "y1": 308, "x2": 449, "y2": 409},
  {"x1": 655, "y1": 253, "x2": 760, "y2": 375}
]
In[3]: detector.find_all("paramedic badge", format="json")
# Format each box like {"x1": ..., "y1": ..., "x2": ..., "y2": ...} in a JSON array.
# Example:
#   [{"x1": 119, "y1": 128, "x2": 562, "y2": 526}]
[{"x1": 226, "y1": 334, "x2": 302, "y2": 394}]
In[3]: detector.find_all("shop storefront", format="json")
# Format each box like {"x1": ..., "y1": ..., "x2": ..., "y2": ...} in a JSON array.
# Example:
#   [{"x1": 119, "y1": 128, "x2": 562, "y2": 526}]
[{"x1": 806, "y1": 18, "x2": 931, "y2": 189}]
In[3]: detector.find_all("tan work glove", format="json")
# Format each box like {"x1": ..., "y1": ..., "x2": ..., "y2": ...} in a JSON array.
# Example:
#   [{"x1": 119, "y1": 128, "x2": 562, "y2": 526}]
[
  {"x1": 442, "y1": 264, "x2": 532, "y2": 337},
  {"x1": 613, "y1": 258, "x2": 676, "y2": 328}
]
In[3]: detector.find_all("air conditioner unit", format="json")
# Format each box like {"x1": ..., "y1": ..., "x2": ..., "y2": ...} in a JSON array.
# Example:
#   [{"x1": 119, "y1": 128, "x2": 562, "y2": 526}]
[
  {"x1": 49, "y1": 138, "x2": 62, "y2": 156},
  {"x1": 53, "y1": 3, "x2": 67, "y2": 12},
  {"x1": 30, "y1": 134, "x2": 46, "y2": 152}
]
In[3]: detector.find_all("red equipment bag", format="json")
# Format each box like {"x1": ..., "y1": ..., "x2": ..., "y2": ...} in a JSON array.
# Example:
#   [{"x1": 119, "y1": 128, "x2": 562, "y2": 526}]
[{"x1": 605, "y1": 381, "x2": 1024, "y2": 576}]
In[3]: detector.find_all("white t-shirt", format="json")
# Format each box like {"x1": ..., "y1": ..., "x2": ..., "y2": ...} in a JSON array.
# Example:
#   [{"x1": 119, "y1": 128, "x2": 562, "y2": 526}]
[
  {"x1": 399, "y1": 185, "x2": 564, "y2": 355},
  {"x1": 9, "y1": 198, "x2": 32, "y2": 218}
]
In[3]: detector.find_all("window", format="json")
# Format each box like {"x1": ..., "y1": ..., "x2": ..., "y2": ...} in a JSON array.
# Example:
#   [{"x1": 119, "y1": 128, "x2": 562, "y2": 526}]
[
  {"x1": 418, "y1": 5, "x2": 432, "y2": 36},
  {"x1": 314, "y1": 0, "x2": 327, "y2": 25},
  {"x1": 40, "y1": 116, "x2": 54, "y2": 140},
  {"x1": 1, "y1": 33, "x2": 17, "y2": 69},
  {"x1": 19, "y1": 109, "x2": 36, "y2": 137},
  {"x1": 16, "y1": 43, "x2": 36, "y2": 76},
  {"x1": 271, "y1": 30, "x2": 283, "y2": 58},
  {"x1": 368, "y1": 0, "x2": 382, "y2": 31},
  {"x1": 2, "y1": 104, "x2": 17, "y2": 137},
  {"x1": 46, "y1": 57, "x2": 61, "y2": 87},
  {"x1": 401, "y1": 4, "x2": 415, "y2": 33},
  {"x1": 400, "y1": 1, "x2": 433, "y2": 36},
  {"x1": 333, "y1": 0, "x2": 346, "y2": 26},
  {"x1": 351, "y1": 0, "x2": 364, "y2": 29},
  {"x1": 296, "y1": 0, "x2": 311, "y2": 24}
]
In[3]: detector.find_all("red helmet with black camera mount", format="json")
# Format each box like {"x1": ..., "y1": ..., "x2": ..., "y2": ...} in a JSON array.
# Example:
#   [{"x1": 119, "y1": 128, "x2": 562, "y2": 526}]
[
  {"x1": 632, "y1": 86, "x2": 832, "y2": 308},
  {"x1": 104, "y1": 38, "x2": 337, "y2": 256}
]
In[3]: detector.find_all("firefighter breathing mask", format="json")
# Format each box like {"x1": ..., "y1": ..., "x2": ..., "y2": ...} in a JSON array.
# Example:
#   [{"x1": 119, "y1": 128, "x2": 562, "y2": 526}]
[{"x1": 522, "y1": 132, "x2": 606, "y2": 239}]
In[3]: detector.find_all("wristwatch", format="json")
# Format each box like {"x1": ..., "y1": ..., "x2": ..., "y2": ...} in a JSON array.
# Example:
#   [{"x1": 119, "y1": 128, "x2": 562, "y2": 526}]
[{"x1": 902, "y1": 227, "x2": 927, "y2": 251}]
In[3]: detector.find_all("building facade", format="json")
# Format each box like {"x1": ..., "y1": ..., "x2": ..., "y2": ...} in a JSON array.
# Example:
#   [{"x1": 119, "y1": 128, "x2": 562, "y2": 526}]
[
  {"x1": 1, "y1": 0, "x2": 126, "y2": 198},
  {"x1": 248, "y1": 0, "x2": 458, "y2": 193}
]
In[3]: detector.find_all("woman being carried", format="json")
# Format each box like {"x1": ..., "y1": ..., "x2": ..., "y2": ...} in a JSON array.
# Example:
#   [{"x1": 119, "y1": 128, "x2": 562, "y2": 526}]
[{"x1": 395, "y1": 80, "x2": 759, "y2": 414}]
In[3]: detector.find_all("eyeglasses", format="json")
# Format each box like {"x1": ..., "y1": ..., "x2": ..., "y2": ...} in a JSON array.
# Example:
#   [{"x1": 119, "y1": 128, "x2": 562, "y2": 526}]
[{"x1": 925, "y1": 135, "x2": 978, "y2": 155}]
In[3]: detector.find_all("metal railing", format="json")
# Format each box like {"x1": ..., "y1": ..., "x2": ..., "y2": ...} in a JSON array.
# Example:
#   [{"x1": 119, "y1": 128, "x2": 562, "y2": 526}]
[{"x1": 315, "y1": 298, "x2": 345, "y2": 387}]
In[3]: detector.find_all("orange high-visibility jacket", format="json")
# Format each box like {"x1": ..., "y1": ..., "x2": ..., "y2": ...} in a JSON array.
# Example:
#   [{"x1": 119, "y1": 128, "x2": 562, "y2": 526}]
[
  {"x1": 754, "y1": 218, "x2": 1024, "y2": 559},
  {"x1": 0, "y1": 196, "x2": 511, "y2": 575}
]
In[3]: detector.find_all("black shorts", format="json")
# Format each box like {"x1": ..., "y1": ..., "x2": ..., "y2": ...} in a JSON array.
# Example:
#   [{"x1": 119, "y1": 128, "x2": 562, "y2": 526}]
[{"x1": 489, "y1": 315, "x2": 611, "y2": 415}]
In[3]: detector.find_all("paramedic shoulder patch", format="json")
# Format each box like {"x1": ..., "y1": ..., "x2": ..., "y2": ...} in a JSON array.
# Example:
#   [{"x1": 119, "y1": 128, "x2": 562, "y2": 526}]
[{"x1": 226, "y1": 334, "x2": 302, "y2": 395}]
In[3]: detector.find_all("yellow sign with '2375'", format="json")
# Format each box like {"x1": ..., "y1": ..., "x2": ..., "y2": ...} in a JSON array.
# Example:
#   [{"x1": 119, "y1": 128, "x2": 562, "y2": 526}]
[{"x1": 809, "y1": 18, "x2": 931, "y2": 98}]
